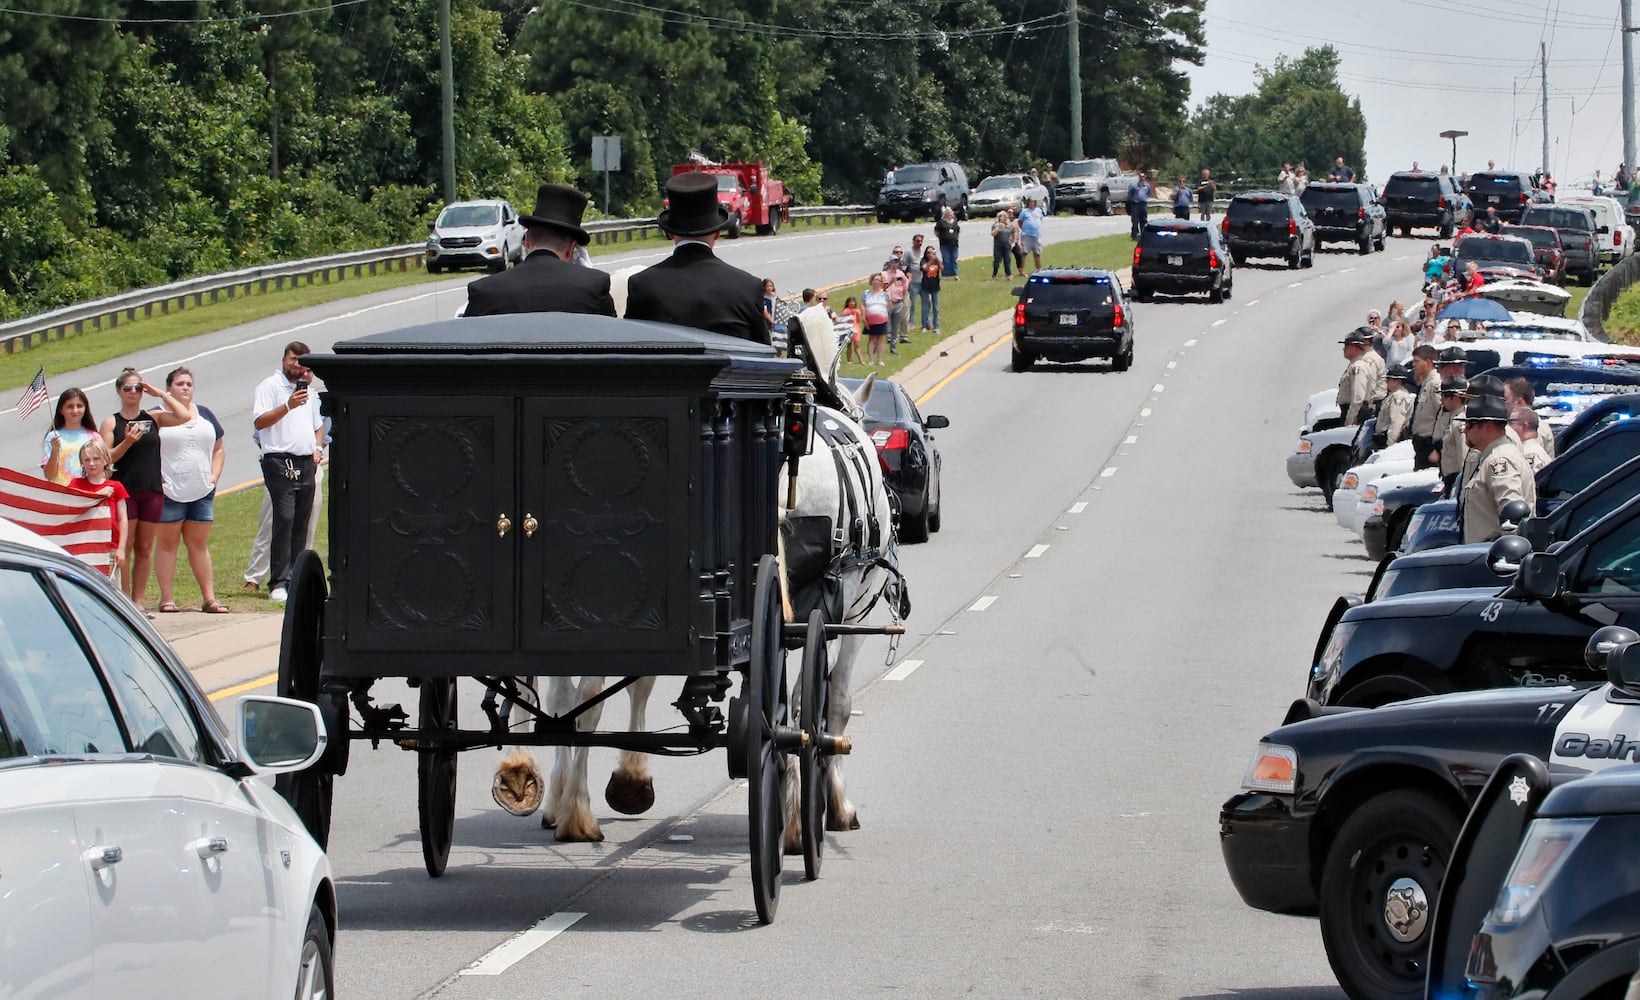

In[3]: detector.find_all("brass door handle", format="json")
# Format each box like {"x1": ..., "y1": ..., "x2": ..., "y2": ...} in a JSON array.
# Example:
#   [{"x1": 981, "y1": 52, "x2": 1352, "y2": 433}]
[
  {"x1": 523, "y1": 513, "x2": 538, "y2": 539},
  {"x1": 497, "y1": 513, "x2": 512, "y2": 539}
]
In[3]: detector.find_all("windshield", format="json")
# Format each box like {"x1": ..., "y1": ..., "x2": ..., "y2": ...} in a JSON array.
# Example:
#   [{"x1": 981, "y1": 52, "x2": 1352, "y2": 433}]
[
  {"x1": 1229, "y1": 199, "x2": 1290, "y2": 222},
  {"x1": 1456, "y1": 237, "x2": 1534, "y2": 264},
  {"x1": 977, "y1": 176, "x2": 1022, "y2": 191},
  {"x1": 1059, "y1": 161, "x2": 1102, "y2": 178},
  {"x1": 436, "y1": 204, "x2": 501, "y2": 228},
  {"x1": 1503, "y1": 227, "x2": 1560, "y2": 248},
  {"x1": 1522, "y1": 207, "x2": 1595, "y2": 231},
  {"x1": 1384, "y1": 176, "x2": 1440, "y2": 196},
  {"x1": 711, "y1": 174, "x2": 739, "y2": 191},
  {"x1": 893, "y1": 166, "x2": 939, "y2": 184}
]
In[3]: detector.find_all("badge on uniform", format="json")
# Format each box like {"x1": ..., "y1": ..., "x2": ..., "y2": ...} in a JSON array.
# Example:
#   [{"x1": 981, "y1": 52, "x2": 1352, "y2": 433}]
[{"x1": 1489, "y1": 458, "x2": 1510, "y2": 475}]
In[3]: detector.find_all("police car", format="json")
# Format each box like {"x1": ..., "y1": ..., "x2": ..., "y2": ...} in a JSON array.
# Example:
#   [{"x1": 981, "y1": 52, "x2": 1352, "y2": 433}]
[{"x1": 1220, "y1": 629, "x2": 1640, "y2": 1000}]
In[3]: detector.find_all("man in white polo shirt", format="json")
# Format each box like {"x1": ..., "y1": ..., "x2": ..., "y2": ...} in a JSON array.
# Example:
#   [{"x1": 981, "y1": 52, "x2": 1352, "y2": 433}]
[{"x1": 252, "y1": 340, "x2": 324, "y2": 603}]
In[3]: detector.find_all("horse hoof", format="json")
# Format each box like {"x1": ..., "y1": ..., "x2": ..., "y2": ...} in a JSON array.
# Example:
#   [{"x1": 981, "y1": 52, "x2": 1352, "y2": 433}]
[
  {"x1": 492, "y1": 757, "x2": 544, "y2": 817},
  {"x1": 605, "y1": 772, "x2": 655, "y2": 815},
  {"x1": 554, "y1": 818, "x2": 605, "y2": 843},
  {"x1": 825, "y1": 811, "x2": 861, "y2": 833}
]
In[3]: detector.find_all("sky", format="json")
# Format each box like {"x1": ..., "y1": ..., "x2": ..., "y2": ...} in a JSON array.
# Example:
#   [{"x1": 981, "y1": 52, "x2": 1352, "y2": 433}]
[{"x1": 1182, "y1": 0, "x2": 1634, "y2": 186}]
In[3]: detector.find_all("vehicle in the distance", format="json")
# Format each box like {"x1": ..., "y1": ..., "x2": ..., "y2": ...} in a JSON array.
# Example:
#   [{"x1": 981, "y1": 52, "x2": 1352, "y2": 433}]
[
  {"x1": 1299, "y1": 182, "x2": 1387, "y2": 254},
  {"x1": 669, "y1": 160, "x2": 789, "y2": 238},
  {"x1": 426, "y1": 199, "x2": 526, "y2": 273},
  {"x1": 842, "y1": 377, "x2": 947, "y2": 543},
  {"x1": 968, "y1": 173, "x2": 1050, "y2": 217},
  {"x1": 1222, "y1": 192, "x2": 1316, "y2": 268},
  {"x1": 1559, "y1": 193, "x2": 1635, "y2": 265},
  {"x1": 877, "y1": 161, "x2": 970, "y2": 222},
  {"x1": 1466, "y1": 169, "x2": 1541, "y2": 223},
  {"x1": 1453, "y1": 233, "x2": 1543, "y2": 281},
  {"x1": 1498, "y1": 224, "x2": 1568, "y2": 285},
  {"x1": 1010, "y1": 268, "x2": 1134, "y2": 372},
  {"x1": 1381, "y1": 169, "x2": 1471, "y2": 236},
  {"x1": 1520, "y1": 203, "x2": 1600, "y2": 284},
  {"x1": 0, "y1": 519, "x2": 337, "y2": 999},
  {"x1": 1053, "y1": 157, "x2": 1141, "y2": 216},
  {"x1": 1130, "y1": 220, "x2": 1233, "y2": 303}
]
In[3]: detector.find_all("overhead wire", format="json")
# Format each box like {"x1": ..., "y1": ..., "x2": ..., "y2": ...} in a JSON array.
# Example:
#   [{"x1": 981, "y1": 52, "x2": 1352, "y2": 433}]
[{"x1": 0, "y1": 0, "x2": 370, "y2": 21}]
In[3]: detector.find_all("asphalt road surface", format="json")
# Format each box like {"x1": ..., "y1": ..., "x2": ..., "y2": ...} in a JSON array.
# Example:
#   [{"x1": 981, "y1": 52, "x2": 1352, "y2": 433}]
[{"x1": 29, "y1": 224, "x2": 1431, "y2": 996}]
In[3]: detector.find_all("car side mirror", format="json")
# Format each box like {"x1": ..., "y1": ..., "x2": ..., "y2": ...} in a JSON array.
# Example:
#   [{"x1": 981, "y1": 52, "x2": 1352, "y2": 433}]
[
  {"x1": 1587, "y1": 625, "x2": 1640, "y2": 679},
  {"x1": 1612, "y1": 639, "x2": 1640, "y2": 692},
  {"x1": 1521, "y1": 515, "x2": 1553, "y2": 551},
  {"x1": 428, "y1": 221, "x2": 436, "y2": 231},
  {"x1": 1011, "y1": 286, "x2": 1024, "y2": 296},
  {"x1": 1487, "y1": 534, "x2": 1532, "y2": 576},
  {"x1": 1516, "y1": 551, "x2": 1562, "y2": 601},
  {"x1": 1499, "y1": 499, "x2": 1532, "y2": 533},
  {"x1": 234, "y1": 696, "x2": 327, "y2": 776},
  {"x1": 925, "y1": 414, "x2": 950, "y2": 430}
]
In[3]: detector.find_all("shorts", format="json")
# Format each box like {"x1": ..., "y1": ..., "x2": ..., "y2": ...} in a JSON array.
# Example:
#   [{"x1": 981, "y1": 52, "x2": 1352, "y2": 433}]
[
  {"x1": 126, "y1": 488, "x2": 165, "y2": 523},
  {"x1": 866, "y1": 322, "x2": 888, "y2": 338},
  {"x1": 160, "y1": 489, "x2": 216, "y2": 524},
  {"x1": 1021, "y1": 235, "x2": 1042, "y2": 254}
]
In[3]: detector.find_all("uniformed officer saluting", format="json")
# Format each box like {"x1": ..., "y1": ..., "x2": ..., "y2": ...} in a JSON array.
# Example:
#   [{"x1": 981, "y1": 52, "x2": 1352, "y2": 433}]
[
  {"x1": 1460, "y1": 375, "x2": 1537, "y2": 544},
  {"x1": 1337, "y1": 329, "x2": 1385, "y2": 425},
  {"x1": 625, "y1": 172, "x2": 769, "y2": 344}
]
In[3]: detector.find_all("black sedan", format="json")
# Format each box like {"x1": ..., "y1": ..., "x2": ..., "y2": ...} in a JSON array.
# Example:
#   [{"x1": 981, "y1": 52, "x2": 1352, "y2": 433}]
[
  {"x1": 1220, "y1": 632, "x2": 1640, "y2": 1000},
  {"x1": 842, "y1": 377, "x2": 947, "y2": 543}
]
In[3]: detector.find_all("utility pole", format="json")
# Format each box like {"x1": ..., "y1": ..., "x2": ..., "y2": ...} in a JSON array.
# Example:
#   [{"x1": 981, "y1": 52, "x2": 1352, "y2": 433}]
[
  {"x1": 1066, "y1": 0, "x2": 1082, "y2": 159},
  {"x1": 1542, "y1": 41, "x2": 1551, "y2": 179},
  {"x1": 439, "y1": 0, "x2": 457, "y2": 204},
  {"x1": 1624, "y1": 0, "x2": 1636, "y2": 175}
]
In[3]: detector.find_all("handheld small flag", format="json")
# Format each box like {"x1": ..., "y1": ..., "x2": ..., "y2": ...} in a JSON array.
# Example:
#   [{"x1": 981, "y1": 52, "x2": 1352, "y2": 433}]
[{"x1": 15, "y1": 368, "x2": 47, "y2": 421}]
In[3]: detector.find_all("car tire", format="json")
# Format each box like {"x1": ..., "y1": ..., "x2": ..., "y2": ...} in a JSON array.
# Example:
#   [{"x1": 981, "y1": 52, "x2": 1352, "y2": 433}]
[
  {"x1": 1402, "y1": 225, "x2": 1413, "y2": 237},
  {"x1": 902, "y1": 493, "x2": 931, "y2": 544},
  {"x1": 1132, "y1": 284, "x2": 1153, "y2": 302},
  {"x1": 294, "y1": 904, "x2": 336, "y2": 1000},
  {"x1": 1209, "y1": 281, "x2": 1224, "y2": 304},
  {"x1": 1288, "y1": 249, "x2": 1302, "y2": 269},
  {"x1": 487, "y1": 257, "x2": 506, "y2": 273},
  {"x1": 1304, "y1": 246, "x2": 1316, "y2": 268},
  {"x1": 427, "y1": 262, "x2": 442, "y2": 275},
  {"x1": 1097, "y1": 190, "x2": 1111, "y2": 216},
  {"x1": 1319, "y1": 790, "x2": 1462, "y2": 1000},
  {"x1": 929, "y1": 488, "x2": 941, "y2": 533},
  {"x1": 1012, "y1": 345, "x2": 1034, "y2": 371},
  {"x1": 1231, "y1": 250, "x2": 1246, "y2": 266},
  {"x1": 1359, "y1": 238, "x2": 1371, "y2": 255},
  {"x1": 1317, "y1": 449, "x2": 1348, "y2": 510},
  {"x1": 726, "y1": 212, "x2": 742, "y2": 239},
  {"x1": 1111, "y1": 340, "x2": 1133, "y2": 372},
  {"x1": 877, "y1": 211, "x2": 889, "y2": 224}
]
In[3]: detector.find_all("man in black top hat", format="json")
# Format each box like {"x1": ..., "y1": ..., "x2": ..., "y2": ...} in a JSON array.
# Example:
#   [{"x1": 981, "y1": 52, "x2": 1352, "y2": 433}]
[
  {"x1": 465, "y1": 184, "x2": 616, "y2": 317},
  {"x1": 625, "y1": 172, "x2": 768, "y2": 344}
]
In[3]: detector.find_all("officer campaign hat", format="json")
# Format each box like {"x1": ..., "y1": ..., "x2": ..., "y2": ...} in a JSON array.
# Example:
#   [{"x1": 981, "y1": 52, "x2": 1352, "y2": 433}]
[
  {"x1": 1439, "y1": 374, "x2": 1470, "y2": 395},
  {"x1": 1437, "y1": 345, "x2": 1467, "y2": 366},
  {"x1": 1387, "y1": 364, "x2": 1412, "y2": 382},
  {"x1": 1462, "y1": 373, "x2": 1510, "y2": 421},
  {"x1": 1340, "y1": 328, "x2": 1373, "y2": 346},
  {"x1": 657, "y1": 172, "x2": 731, "y2": 237}
]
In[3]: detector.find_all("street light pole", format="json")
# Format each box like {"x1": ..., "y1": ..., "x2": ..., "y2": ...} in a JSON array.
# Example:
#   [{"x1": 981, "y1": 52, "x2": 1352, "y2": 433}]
[{"x1": 1440, "y1": 129, "x2": 1468, "y2": 177}]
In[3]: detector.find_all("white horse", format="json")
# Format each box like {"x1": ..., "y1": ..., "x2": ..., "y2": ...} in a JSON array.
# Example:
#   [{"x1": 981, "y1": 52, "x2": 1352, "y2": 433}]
[{"x1": 490, "y1": 299, "x2": 905, "y2": 844}]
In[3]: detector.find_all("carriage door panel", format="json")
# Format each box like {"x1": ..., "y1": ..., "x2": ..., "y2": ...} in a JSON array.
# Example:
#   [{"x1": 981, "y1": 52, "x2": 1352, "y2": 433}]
[
  {"x1": 347, "y1": 397, "x2": 516, "y2": 652},
  {"x1": 519, "y1": 398, "x2": 693, "y2": 655}
]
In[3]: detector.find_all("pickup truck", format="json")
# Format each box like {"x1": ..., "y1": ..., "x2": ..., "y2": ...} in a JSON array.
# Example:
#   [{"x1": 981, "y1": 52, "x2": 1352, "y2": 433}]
[{"x1": 1054, "y1": 157, "x2": 1142, "y2": 216}]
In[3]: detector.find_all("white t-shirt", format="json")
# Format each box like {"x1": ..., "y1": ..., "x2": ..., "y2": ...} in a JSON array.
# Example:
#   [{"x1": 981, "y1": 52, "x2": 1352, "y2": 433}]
[
  {"x1": 159, "y1": 405, "x2": 224, "y2": 503},
  {"x1": 253, "y1": 371, "x2": 323, "y2": 456}
]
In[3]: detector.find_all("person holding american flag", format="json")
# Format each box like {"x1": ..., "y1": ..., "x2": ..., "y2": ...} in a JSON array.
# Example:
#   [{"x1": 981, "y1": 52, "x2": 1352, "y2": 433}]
[{"x1": 40, "y1": 387, "x2": 100, "y2": 486}]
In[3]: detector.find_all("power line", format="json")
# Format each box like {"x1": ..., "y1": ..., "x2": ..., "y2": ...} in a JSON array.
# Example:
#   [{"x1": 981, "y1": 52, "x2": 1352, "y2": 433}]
[
  {"x1": 548, "y1": 0, "x2": 1065, "y2": 42},
  {"x1": 0, "y1": 0, "x2": 371, "y2": 21}
]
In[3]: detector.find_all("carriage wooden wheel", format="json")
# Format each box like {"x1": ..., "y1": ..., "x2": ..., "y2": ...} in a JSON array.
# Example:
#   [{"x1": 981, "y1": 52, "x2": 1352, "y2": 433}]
[
  {"x1": 274, "y1": 550, "x2": 334, "y2": 848},
  {"x1": 746, "y1": 554, "x2": 791, "y2": 924},
  {"x1": 798, "y1": 610, "x2": 831, "y2": 881},
  {"x1": 417, "y1": 677, "x2": 460, "y2": 877}
]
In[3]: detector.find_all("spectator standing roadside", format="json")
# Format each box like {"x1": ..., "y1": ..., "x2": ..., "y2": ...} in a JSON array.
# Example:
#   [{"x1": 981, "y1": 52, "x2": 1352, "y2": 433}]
[
  {"x1": 862, "y1": 275, "x2": 891, "y2": 366},
  {"x1": 1464, "y1": 260, "x2": 1484, "y2": 292},
  {"x1": 1172, "y1": 177, "x2": 1192, "y2": 220},
  {"x1": 881, "y1": 256, "x2": 912, "y2": 352},
  {"x1": 1382, "y1": 319, "x2": 1416, "y2": 369},
  {"x1": 905, "y1": 235, "x2": 926, "y2": 328},
  {"x1": 251, "y1": 342, "x2": 325, "y2": 604},
  {"x1": 1044, "y1": 163, "x2": 1059, "y2": 214},
  {"x1": 762, "y1": 278, "x2": 779, "y2": 340},
  {"x1": 1329, "y1": 156, "x2": 1355, "y2": 182},
  {"x1": 1196, "y1": 169, "x2": 1217, "y2": 220},
  {"x1": 839, "y1": 296, "x2": 865, "y2": 365},
  {"x1": 69, "y1": 439, "x2": 127, "y2": 580},
  {"x1": 920, "y1": 245, "x2": 943, "y2": 336},
  {"x1": 935, "y1": 206, "x2": 961, "y2": 279},
  {"x1": 1126, "y1": 172, "x2": 1152, "y2": 240},
  {"x1": 1277, "y1": 162, "x2": 1296, "y2": 195},
  {"x1": 1018, "y1": 198, "x2": 1045, "y2": 273},
  {"x1": 991, "y1": 211, "x2": 1016, "y2": 278},
  {"x1": 102, "y1": 368, "x2": 190, "y2": 612},
  {"x1": 1616, "y1": 163, "x2": 1631, "y2": 191},
  {"x1": 1294, "y1": 164, "x2": 1309, "y2": 196},
  {"x1": 152, "y1": 367, "x2": 227, "y2": 615},
  {"x1": 41, "y1": 388, "x2": 99, "y2": 486},
  {"x1": 1482, "y1": 207, "x2": 1501, "y2": 233},
  {"x1": 1593, "y1": 171, "x2": 1606, "y2": 197}
]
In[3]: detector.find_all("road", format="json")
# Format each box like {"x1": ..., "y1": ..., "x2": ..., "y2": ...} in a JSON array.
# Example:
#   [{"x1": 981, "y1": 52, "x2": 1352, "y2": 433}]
[
  {"x1": 0, "y1": 214, "x2": 1128, "y2": 490},
  {"x1": 197, "y1": 238, "x2": 1424, "y2": 998}
]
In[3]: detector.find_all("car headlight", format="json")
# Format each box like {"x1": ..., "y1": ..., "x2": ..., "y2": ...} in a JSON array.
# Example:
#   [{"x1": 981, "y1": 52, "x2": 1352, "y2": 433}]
[
  {"x1": 1298, "y1": 439, "x2": 1314, "y2": 454},
  {"x1": 924, "y1": 188, "x2": 937, "y2": 198},
  {"x1": 1491, "y1": 818, "x2": 1595, "y2": 924},
  {"x1": 1341, "y1": 472, "x2": 1360, "y2": 490},
  {"x1": 1373, "y1": 500, "x2": 1386, "y2": 515},
  {"x1": 1312, "y1": 620, "x2": 1356, "y2": 687},
  {"x1": 484, "y1": 231, "x2": 500, "y2": 242},
  {"x1": 1241, "y1": 742, "x2": 1298, "y2": 795},
  {"x1": 1361, "y1": 485, "x2": 1379, "y2": 503}
]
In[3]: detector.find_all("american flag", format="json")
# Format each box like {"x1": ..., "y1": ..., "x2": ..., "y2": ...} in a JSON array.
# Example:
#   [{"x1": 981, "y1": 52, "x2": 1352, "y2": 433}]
[
  {"x1": 0, "y1": 468, "x2": 116, "y2": 573},
  {"x1": 15, "y1": 368, "x2": 47, "y2": 421}
]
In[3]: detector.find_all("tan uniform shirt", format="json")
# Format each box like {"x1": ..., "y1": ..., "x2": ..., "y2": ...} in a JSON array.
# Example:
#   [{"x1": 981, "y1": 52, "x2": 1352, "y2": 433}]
[
  {"x1": 1539, "y1": 422, "x2": 1556, "y2": 459},
  {"x1": 1439, "y1": 411, "x2": 1469, "y2": 477},
  {"x1": 1362, "y1": 351, "x2": 1387, "y2": 405},
  {"x1": 1340, "y1": 356, "x2": 1377, "y2": 424},
  {"x1": 1410, "y1": 370, "x2": 1443, "y2": 438},
  {"x1": 1377, "y1": 387, "x2": 1414, "y2": 444},
  {"x1": 1461, "y1": 433, "x2": 1537, "y2": 544},
  {"x1": 1522, "y1": 437, "x2": 1551, "y2": 472}
]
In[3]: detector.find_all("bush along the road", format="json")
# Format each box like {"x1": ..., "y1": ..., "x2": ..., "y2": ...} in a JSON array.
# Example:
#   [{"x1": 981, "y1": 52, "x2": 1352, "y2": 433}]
[{"x1": 1604, "y1": 282, "x2": 1640, "y2": 345}]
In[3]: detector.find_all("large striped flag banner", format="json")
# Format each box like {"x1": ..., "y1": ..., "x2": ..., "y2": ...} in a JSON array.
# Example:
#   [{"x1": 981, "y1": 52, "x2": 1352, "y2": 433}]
[{"x1": 0, "y1": 468, "x2": 116, "y2": 573}]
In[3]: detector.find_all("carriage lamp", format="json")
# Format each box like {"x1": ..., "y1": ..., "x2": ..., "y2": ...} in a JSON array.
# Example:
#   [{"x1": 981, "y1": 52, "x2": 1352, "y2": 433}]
[{"x1": 783, "y1": 372, "x2": 817, "y2": 461}]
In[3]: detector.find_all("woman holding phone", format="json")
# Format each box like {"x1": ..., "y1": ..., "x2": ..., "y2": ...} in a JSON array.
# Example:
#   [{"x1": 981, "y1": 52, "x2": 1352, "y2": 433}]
[{"x1": 102, "y1": 367, "x2": 190, "y2": 612}]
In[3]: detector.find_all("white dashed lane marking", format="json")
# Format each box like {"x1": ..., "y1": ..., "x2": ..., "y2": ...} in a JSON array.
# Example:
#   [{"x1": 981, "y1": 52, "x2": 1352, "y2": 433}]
[
  {"x1": 884, "y1": 659, "x2": 925, "y2": 681},
  {"x1": 1288, "y1": 282, "x2": 1303, "y2": 288},
  {"x1": 1184, "y1": 338, "x2": 1197, "y2": 347},
  {"x1": 1339, "y1": 267, "x2": 1356, "y2": 274},
  {"x1": 1124, "y1": 435, "x2": 1137, "y2": 444},
  {"x1": 1166, "y1": 361, "x2": 1177, "y2": 369},
  {"x1": 1069, "y1": 501, "x2": 1088, "y2": 513},
  {"x1": 1100, "y1": 467, "x2": 1117, "y2": 478},
  {"x1": 1026, "y1": 544, "x2": 1049, "y2": 559},
  {"x1": 969, "y1": 595, "x2": 999, "y2": 612},
  {"x1": 1395, "y1": 255, "x2": 1411, "y2": 261},
  {"x1": 1151, "y1": 383, "x2": 1166, "y2": 392},
  {"x1": 1247, "y1": 299, "x2": 1261, "y2": 306},
  {"x1": 1211, "y1": 318, "x2": 1227, "y2": 327},
  {"x1": 1140, "y1": 407, "x2": 1152, "y2": 417},
  {"x1": 461, "y1": 912, "x2": 586, "y2": 976}
]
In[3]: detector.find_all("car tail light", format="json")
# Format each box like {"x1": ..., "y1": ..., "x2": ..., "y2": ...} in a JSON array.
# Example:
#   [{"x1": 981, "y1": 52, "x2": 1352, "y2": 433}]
[
  {"x1": 1438, "y1": 195, "x2": 1447, "y2": 208},
  {"x1": 1014, "y1": 302, "x2": 1026, "y2": 327},
  {"x1": 1288, "y1": 218, "x2": 1297, "y2": 236},
  {"x1": 1221, "y1": 216, "x2": 1230, "y2": 234},
  {"x1": 1111, "y1": 303, "x2": 1125, "y2": 328},
  {"x1": 1208, "y1": 249, "x2": 1220, "y2": 269},
  {"x1": 1520, "y1": 192, "x2": 1529, "y2": 205},
  {"x1": 1358, "y1": 206, "x2": 1365, "y2": 222},
  {"x1": 1617, "y1": 230, "x2": 1624, "y2": 246},
  {"x1": 870, "y1": 428, "x2": 908, "y2": 450},
  {"x1": 1132, "y1": 246, "x2": 1142, "y2": 266}
]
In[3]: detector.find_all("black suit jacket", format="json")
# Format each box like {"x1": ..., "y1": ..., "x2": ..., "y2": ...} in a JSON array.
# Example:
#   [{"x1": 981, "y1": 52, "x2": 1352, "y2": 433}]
[
  {"x1": 464, "y1": 250, "x2": 616, "y2": 317},
  {"x1": 624, "y1": 242, "x2": 770, "y2": 345}
]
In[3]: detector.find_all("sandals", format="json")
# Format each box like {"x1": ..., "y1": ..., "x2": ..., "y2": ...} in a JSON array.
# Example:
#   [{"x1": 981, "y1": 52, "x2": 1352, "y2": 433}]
[
  {"x1": 158, "y1": 601, "x2": 182, "y2": 613},
  {"x1": 203, "y1": 601, "x2": 230, "y2": 614}
]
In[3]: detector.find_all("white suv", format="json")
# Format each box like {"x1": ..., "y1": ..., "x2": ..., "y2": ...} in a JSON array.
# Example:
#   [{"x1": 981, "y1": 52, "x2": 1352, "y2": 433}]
[
  {"x1": 426, "y1": 199, "x2": 526, "y2": 274},
  {"x1": 0, "y1": 520, "x2": 336, "y2": 999}
]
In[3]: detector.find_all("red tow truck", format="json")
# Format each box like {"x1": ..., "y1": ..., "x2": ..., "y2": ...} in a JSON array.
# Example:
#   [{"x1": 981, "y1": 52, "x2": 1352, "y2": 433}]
[{"x1": 669, "y1": 159, "x2": 790, "y2": 238}]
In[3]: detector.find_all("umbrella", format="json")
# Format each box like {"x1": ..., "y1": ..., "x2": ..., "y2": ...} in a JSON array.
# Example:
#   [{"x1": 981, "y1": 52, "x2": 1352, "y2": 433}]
[{"x1": 1435, "y1": 295, "x2": 1513, "y2": 323}]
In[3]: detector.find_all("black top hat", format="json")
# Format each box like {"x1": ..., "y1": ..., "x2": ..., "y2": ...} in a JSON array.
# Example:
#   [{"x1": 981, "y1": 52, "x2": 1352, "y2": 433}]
[
  {"x1": 1440, "y1": 374, "x2": 1470, "y2": 395},
  {"x1": 658, "y1": 173, "x2": 730, "y2": 237},
  {"x1": 1437, "y1": 345, "x2": 1467, "y2": 365},
  {"x1": 519, "y1": 183, "x2": 592, "y2": 245},
  {"x1": 1387, "y1": 364, "x2": 1412, "y2": 381}
]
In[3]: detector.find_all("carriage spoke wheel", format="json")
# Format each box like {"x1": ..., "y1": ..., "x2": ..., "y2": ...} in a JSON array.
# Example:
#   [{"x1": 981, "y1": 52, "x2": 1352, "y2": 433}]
[
  {"x1": 746, "y1": 554, "x2": 790, "y2": 924},
  {"x1": 273, "y1": 550, "x2": 333, "y2": 849},
  {"x1": 799, "y1": 610, "x2": 831, "y2": 881},
  {"x1": 417, "y1": 677, "x2": 459, "y2": 878}
]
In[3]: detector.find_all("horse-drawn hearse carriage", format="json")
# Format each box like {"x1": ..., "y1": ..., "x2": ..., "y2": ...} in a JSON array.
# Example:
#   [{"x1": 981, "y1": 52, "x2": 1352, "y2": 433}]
[{"x1": 271, "y1": 312, "x2": 903, "y2": 923}]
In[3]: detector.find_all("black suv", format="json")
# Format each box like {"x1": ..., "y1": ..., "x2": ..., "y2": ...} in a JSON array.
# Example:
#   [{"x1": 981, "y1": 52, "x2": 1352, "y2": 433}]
[
  {"x1": 1381, "y1": 170, "x2": 1471, "y2": 236},
  {"x1": 1465, "y1": 170, "x2": 1539, "y2": 223},
  {"x1": 1130, "y1": 220, "x2": 1233, "y2": 302},
  {"x1": 1299, "y1": 182, "x2": 1387, "y2": 253},
  {"x1": 1010, "y1": 268, "x2": 1134, "y2": 372},
  {"x1": 1520, "y1": 203, "x2": 1601, "y2": 284},
  {"x1": 1452, "y1": 232, "x2": 1541, "y2": 279},
  {"x1": 877, "y1": 161, "x2": 970, "y2": 222},
  {"x1": 1222, "y1": 192, "x2": 1315, "y2": 268}
]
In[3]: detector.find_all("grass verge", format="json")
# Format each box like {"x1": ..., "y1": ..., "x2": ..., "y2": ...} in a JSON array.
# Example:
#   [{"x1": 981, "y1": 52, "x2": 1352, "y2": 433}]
[
  {"x1": 822, "y1": 233, "x2": 1135, "y2": 382},
  {"x1": 1602, "y1": 281, "x2": 1640, "y2": 345}
]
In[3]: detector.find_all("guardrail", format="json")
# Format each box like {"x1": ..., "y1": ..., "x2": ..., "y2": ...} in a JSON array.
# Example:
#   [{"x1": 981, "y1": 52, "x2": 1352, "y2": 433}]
[
  {"x1": 1, "y1": 206, "x2": 881, "y2": 355},
  {"x1": 1578, "y1": 252, "x2": 1640, "y2": 343}
]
